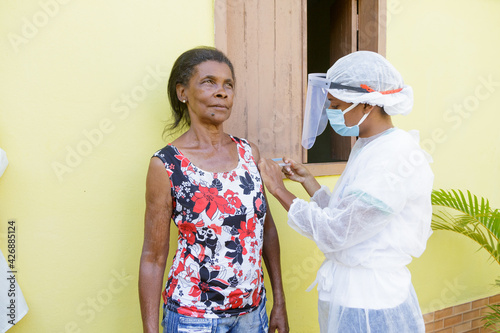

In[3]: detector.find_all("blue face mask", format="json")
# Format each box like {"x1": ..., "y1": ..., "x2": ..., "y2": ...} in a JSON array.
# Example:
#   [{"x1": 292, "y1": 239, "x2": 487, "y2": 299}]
[{"x1": 326, "y1": 103, "x2": 371, "y2": 137}]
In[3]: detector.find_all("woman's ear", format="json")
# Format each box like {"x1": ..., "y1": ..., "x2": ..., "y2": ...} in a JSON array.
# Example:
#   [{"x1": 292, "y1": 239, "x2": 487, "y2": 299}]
[
  {"x1": 176, "y1": 83, "x2": 186, "y2": 103},
  {"x1": 363, "y1": 104, "x2": 376, "y2": 114}
]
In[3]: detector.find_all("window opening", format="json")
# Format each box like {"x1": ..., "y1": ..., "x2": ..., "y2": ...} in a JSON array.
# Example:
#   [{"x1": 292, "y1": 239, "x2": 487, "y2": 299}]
[{"x1": 307, "y1": 0, "x2": 359, "y2": 163}]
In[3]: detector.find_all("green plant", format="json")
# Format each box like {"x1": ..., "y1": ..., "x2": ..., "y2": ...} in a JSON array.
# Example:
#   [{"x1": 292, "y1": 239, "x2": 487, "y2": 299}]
[
  {"x1": 483, "y1": 303, "x2": 500, "y2": 332},
  {"x1": 431, "y1": 189, "x2": 500, "y2": 331}
]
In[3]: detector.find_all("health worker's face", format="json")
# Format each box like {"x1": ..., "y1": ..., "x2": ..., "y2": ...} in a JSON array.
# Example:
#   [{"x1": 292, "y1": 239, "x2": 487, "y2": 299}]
[
  {"x1": 327, "y1": 94, "x2": 365, "y2": 127},
  {"x1": 181, "y1": 60, "x2": 235, "y2": 125}
]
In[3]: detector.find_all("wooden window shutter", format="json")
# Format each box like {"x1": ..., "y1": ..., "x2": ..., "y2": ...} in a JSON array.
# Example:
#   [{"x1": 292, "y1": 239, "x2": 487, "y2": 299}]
[
  {"x1": 358, "y1": 0, "x2": 386, "y2": 56},
  {"x1": 215, "y1": 0, "x2": 306, "y2": 161}
]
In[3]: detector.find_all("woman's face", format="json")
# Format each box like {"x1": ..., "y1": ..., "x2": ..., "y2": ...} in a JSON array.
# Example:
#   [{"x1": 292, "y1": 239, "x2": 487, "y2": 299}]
[
  {"x1": 326, "y1": 94, "x2": 366, "y2": 127},
  {"x1": 179, "y1": 60, "x2": 235, "y2": 125}
]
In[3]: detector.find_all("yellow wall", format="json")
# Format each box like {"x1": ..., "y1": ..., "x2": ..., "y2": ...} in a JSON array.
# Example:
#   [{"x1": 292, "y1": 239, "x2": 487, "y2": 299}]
[
  {"x1": 1, "y1": 1, "x2": 500, "y2": 332},
  {"x1": 0, "y1": 0, "x2": 214, "y2": 332}
]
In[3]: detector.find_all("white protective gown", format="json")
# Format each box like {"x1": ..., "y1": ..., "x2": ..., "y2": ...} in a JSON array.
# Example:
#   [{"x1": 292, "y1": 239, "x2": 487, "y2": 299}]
[{"x1": 288, "y1": 128, "x2": 433, "y2": 333}]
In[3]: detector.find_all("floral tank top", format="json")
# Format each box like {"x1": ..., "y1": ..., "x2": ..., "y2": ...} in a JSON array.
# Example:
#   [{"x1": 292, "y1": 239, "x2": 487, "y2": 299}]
[{"x1": 153, "y1": 136, "x2": 266, "y2": 318}]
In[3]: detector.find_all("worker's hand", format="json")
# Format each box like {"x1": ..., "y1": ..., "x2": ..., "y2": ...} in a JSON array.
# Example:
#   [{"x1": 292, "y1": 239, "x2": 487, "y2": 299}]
[
  {"x1": 281, "y1": 157, "x2": 320, "y2": 197},
  {"x1": 280, "y1": 158, "x2": 312, "y2": 184}
]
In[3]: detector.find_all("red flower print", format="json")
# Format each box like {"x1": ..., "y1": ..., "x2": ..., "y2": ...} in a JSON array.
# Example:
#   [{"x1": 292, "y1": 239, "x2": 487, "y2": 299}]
[
  {"x1": 224, "y1": 189, "x2": 242, "y2": 209},
  {"x1": 192, "y1": 186, "x2": 229, "y2": 219},
  {"x1": 252, "y1": 287, "x2": 261, "y2": 306},
  {"x1": 251, "y1": 271, "x2": 261, "y2": 285},
  {"x1": 228, "y1": 289, "x2": 245, "y2": 308},
  {"x1": 208, "y1": 224, "x2": 222, "y2": 235},
  {"x1": 175, "y1": 154, "x2": 190, "y2": 168},
  {"x1": 189, "y1": 284, "x2": 202, "y2": 298},
  {"x1": 239, "y1": 216, "x2": 256, "y2": 239},
  {"x1": 166, "y1": 278, "x2": 178, "y2": 298},
  {"x1": 178, "y1": 305, "x2": 206, "y2": 318},
  {"x1": 178, "y1": 221, "x2": 197, "y2": 245},
  {"x1": 175, "y1": 154, "x2": 194, "y2": 173},
  {"x1": 162, "y1": 288, "x2": 168, "y2": 304},
  {"x1": 255, "y1": 197, "x2": 263, "y2": 212}
]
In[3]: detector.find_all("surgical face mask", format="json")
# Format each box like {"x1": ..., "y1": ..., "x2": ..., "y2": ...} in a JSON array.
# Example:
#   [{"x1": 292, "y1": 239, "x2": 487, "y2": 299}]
[{"x1": 326, "y1": 103, "x2": 371, "y2": 137}]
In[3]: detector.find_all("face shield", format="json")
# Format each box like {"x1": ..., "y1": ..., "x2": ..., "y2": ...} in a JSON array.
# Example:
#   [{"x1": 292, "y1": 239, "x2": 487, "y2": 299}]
[
  {"x1": 301, "y1": 73, "x2": 369, "y2": 149},
  {"x1": 301, "y1": 74, "x2": 329, "y2": 149}
]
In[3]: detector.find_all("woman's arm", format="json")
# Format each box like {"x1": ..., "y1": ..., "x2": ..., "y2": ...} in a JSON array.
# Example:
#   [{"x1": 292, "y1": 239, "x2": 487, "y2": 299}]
[
  {"x1": 251, "y1": 143, "x2": 289, "y2": 333},
  {"x1": 139, "y1": 157, "x2": 172, "y2": 333},
  {"x1": 262, "y1": 206, "x2": 289, "y2": 333}
]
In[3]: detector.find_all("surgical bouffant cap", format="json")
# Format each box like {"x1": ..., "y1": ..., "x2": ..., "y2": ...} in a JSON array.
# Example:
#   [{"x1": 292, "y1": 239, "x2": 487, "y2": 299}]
[{"x1": 326, "y1": 51, "x2": 413, "y2": 116}]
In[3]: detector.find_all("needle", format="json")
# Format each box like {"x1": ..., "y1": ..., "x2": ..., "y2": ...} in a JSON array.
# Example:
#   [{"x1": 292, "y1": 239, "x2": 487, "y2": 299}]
[{"x1": 272, "y1": 158, "x2": 291, "y2": 167}]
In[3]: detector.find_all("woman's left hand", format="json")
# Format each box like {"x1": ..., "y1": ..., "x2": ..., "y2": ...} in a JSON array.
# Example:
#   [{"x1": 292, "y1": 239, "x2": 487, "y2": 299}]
[
  {"x1": 269, "y1": 302, "x2": 289, "y2": 332},
  {"x1": 258, "y1": 158, "x2": 286, "y2": 196}
]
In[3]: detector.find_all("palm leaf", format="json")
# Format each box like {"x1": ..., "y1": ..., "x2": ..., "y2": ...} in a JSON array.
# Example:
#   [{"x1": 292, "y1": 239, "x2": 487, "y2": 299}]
[
  {"x1": 482, "y1": 304, "x2": 500, "y2": 331},
  {"x1": 431, "y1": 189, "x2": 500, "y2": 265},
  {"x1": 432, "y1": 189, "x2": 500, "y2": 330}
]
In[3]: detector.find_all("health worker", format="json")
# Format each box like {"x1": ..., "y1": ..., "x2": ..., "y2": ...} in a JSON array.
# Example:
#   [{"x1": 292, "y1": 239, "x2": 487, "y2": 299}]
[{"x1": 258, "y1": 51, "x2": 434, "y2": 333}]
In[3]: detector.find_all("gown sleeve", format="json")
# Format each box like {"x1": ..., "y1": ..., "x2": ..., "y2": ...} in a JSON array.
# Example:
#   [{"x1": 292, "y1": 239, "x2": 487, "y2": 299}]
[
  {"x1": 310, "y1": 185, "x2": 332, "y2": 208},
  {"x1": 288, "y1": 191, "x2": 393, "y2": 253}
]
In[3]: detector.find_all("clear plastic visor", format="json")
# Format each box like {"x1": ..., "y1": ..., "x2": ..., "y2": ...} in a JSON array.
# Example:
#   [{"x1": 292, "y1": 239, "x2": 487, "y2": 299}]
[{"x1": 301, "y1": 73, "x2": 331, "y2": 149}]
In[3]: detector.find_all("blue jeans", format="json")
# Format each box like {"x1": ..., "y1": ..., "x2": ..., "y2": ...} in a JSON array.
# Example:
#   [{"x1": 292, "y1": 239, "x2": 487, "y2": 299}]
[{"x1": 162, "y1": 299, "x2": 269, "y2": 333}]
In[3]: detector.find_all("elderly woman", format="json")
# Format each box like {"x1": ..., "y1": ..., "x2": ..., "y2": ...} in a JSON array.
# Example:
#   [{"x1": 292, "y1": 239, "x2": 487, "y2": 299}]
[
  {"x1": 139, "y1": 47, "x2": 288, "y2": 333},
  {"x1": 259, "y1": 51, "x2": 433, "y2": 333}
]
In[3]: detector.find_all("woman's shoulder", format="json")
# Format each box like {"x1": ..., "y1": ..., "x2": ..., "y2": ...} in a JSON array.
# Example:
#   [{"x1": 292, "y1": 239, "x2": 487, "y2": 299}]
[
  {"x1": 229, "y1": 135, "x2": 249, "y2": 146},
  {"x1": 152, "y1": 144, "x2": 178, "y2": 163},
  {"x1": 229, "y1": 135, "x2": 261, "y2": 165},
  {"x1": 230, "y1": 135, "x2": 255, "y2": 153},
  {"x1": 154, "y1": 143, "x2": 176, "y2": 154}
]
